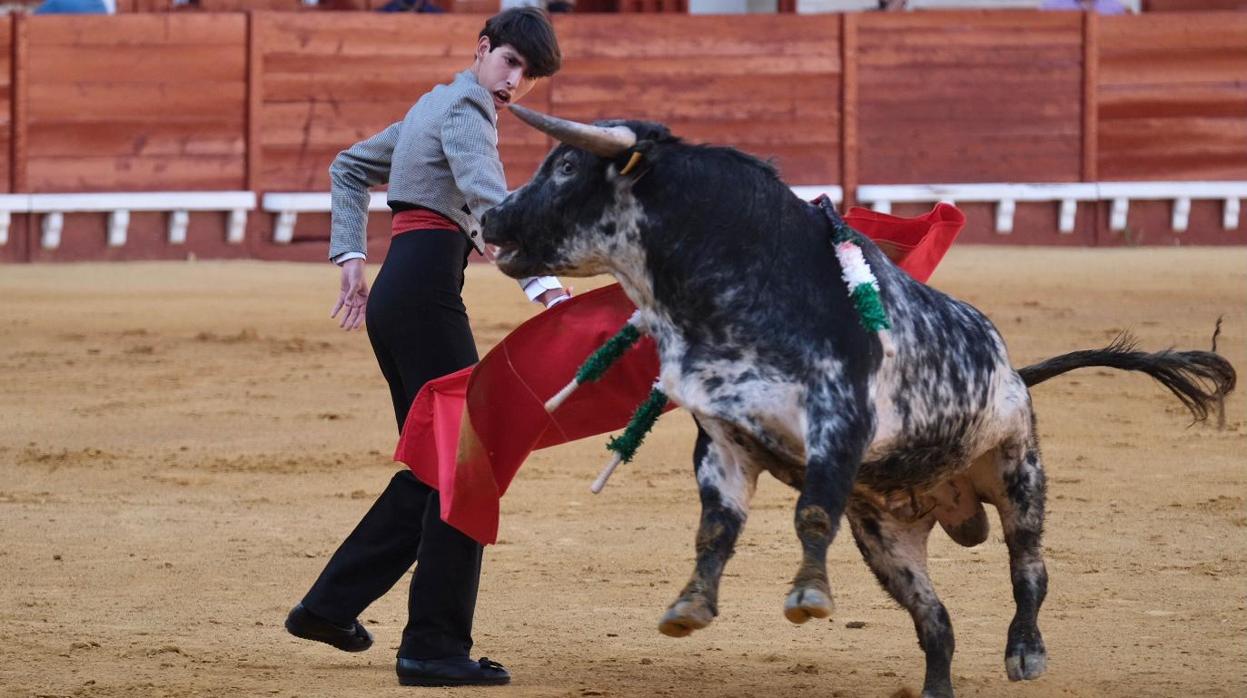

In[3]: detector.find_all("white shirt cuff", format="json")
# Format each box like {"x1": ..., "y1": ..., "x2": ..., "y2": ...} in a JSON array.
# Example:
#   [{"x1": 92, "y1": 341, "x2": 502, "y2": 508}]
[
  {"x1": 521, "y1": 275, "x2": 563, "y2": 302},
  {"x1": 332, "y1": 252, "x2": 366, "y2": 266}
]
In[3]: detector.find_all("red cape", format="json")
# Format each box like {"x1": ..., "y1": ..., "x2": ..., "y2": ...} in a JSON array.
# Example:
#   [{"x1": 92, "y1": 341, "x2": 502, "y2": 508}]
[{"x1": 395, "y1": 203, "x2": 965, "y2": 545}]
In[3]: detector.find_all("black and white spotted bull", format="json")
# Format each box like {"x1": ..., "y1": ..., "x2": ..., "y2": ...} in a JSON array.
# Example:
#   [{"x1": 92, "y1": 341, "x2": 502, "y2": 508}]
[{"x1": 482, "y1": 106, "x2": 1237, "y2": 698}]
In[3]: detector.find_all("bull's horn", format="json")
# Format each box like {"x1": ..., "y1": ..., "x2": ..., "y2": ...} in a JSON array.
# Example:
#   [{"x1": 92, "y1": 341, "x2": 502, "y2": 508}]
[{"x1": 508, "y1": 104, "x2": 636, "y2": 158}]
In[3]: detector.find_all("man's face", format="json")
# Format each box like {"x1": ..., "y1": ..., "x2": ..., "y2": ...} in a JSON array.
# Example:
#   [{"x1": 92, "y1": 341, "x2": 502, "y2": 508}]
[{"x1": 474, "y1": 37, "x2": 537, "y2": 111}]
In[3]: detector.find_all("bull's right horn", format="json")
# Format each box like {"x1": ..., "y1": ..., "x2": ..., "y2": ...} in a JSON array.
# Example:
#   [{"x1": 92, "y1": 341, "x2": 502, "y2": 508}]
[{"x1": 509, "y1": 104, "x2": 637, "y2": 158}]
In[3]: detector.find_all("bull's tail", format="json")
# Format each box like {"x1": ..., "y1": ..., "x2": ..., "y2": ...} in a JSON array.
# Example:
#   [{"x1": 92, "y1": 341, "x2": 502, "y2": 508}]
[{"x1": 1017, "y1": 332, "x2": 1236, "y2": 423}]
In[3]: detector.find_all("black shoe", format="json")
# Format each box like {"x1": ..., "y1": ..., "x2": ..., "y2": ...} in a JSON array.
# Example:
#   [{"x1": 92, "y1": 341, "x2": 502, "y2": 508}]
[
  {"x1": 284, "y1": 603, "x2": 373, "y2": 653},
  {"x1": 396, "y1": 656, "x2": 511, "y2": 687}
]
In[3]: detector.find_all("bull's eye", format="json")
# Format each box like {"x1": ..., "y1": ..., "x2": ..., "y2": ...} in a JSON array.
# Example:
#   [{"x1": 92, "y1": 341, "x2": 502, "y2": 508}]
[{"x1": 558, "y1": 160, "x2": 576, "y2": 177}]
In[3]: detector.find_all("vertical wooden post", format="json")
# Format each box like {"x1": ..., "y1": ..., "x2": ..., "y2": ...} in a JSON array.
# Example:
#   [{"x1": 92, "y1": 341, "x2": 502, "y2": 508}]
[
  {"x1": 11, "y1": 12, "x2": 27, "y2": 195},
  {"x1": 1081, "y1": 11, "x2": 1098, "y2": 184},
  {"x1": 246, "y1": 11, "x2": 263, "y2": 193},
  {"x1": 840, "y1": 12, "x2": 858, "y2": 208}
]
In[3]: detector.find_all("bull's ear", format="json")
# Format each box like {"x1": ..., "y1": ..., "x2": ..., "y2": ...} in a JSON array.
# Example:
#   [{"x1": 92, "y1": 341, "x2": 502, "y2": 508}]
[{"x1": 611, "y1": 141, "x2": 656, "y2": 180}]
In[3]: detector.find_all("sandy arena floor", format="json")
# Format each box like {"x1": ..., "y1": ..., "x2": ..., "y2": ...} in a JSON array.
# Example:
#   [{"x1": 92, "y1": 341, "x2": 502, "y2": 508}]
[{"x1": 1, "y1": 247, "x2": 1244, "y2": 698}]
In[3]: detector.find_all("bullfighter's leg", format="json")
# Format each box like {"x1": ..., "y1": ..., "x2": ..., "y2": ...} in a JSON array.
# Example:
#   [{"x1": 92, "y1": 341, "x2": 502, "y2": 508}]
[
  {"x1": 848, "y1": 499, "x2": 954, "y2": 698},
  {"x1": 659, "y1": 424, "x2": 759, "y2": 638},
  {"x1": 989, "y1": 432, "x2": 1049, "y2": 682},
  {"x1": 784, "y1": 406, "x2": 870, "y2": 624}
]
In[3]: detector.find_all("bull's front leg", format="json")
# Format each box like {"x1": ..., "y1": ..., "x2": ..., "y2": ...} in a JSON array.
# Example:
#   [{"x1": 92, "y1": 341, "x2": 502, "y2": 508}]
[
  {"x1": 784, "y1": 398, "x2": 871, "y2": 624},
  {"x1": 659, "y1": 424, "x2": 760, "y2": 638}
]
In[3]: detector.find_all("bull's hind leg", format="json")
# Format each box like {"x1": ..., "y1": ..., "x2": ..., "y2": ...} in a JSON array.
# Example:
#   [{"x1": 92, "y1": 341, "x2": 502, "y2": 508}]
[
  {"x1": 783, "y1": 407, "x2": 870, "y2": 624},
  {"x1": 989, "y1": 433, "x2": 1049, "y2": 682},
  {"x1": 848, "y1": 500, "x2": 954, "y2": 698},
  {"x1": 659, "y1": 425, "x2": 760, "y2": 637}
]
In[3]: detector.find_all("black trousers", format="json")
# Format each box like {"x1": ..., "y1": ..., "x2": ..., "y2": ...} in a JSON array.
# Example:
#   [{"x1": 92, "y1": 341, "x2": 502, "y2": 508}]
[{"x1": 302, "y1": 230, "x2": 482, "y2": 660}]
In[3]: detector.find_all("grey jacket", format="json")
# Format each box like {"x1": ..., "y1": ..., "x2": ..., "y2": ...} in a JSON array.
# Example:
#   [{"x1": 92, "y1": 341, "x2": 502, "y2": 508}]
[{"x1": 328, "y1": 70, "x2": 511, "y2": 259}]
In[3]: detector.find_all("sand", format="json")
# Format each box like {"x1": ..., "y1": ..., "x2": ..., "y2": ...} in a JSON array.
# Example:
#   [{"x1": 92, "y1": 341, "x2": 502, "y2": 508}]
[{"x1": 1, "y1": 246, "x2": 1244, "y2": 698}]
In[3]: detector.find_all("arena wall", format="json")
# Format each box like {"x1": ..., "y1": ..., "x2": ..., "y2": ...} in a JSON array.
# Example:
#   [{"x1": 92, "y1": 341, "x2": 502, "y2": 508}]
[{"x1": 0, "y1": 11, "x2": 1243, "y2": 262}]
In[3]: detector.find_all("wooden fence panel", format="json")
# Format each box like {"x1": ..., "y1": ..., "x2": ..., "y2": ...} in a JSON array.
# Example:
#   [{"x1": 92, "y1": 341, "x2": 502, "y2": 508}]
[
  {"x1": 856, "y1": 11, "x2": 1085, "y2": 186},
  {"x1": 1, "y1": 17, "x2": 12, "y2": 195},
  {"x1": 1097, "y1": 12, "x2": 1247, "y2": 181},
  {"x1": 552, "y1": 14, "x2": 842, "y2": 185},
  {"x1": 24, "y1": 15, "x2": 247, "y2": 192}
]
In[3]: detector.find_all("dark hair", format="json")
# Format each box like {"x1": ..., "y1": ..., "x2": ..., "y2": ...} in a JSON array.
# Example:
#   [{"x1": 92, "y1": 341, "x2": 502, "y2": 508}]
[{"x1": 480, "y1": 7, "x2": 562, "y2": 79}]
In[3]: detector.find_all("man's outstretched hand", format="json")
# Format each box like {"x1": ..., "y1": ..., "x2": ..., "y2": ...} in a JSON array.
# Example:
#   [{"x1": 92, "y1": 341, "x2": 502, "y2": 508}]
[{"x1": 331, "y1": 258, "x2": 369, "y2": 331}]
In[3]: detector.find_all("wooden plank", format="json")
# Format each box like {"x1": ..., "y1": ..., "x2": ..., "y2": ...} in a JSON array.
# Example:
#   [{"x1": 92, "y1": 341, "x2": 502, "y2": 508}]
[
  {"x1": 556, "y1": 15, "x2": 843, "y2": 59},
  {"x1": 858, "y1": 45, "x2": 1083, "y2": 70},
  {"x1": 841, "y1": 12, "x2": 857, "y2": 207},
  {"x1": 262, "y1": 75, "x2": 457, "y2": 105},
  {"x1": 858, "y1": 10, "x2": 1083, "y2": 34},
  {"x1": 553, "y1": 74, "x2": 840, "y2": 106},
  {"x1": 1098, "y1": 85, "x2": 1247, "y2": 120},
  {"x1": 1098, "y1": 116, "x2": 1247, "y2": 156},
  {"x1": 27, "y1": 14, "x2": 246, "y2": 47},
  {"x1": 1099, "y1": 49, "x2": 1247, "y2": 87},
  {"x1": 1097, "y1": 152, "x2": 1247, "y2": 182},
  {"x1": 562, "y1": 55, "x2": 841, "y2": 77},
  {"x1": 257, "y1": 14, "x2": 482, "y2": 56},
  {"x1": 1099, "y1": 12, "x2": 1247, "y2": 51},
  {"x1": 29, "y1": 46, "x2": 245, "y2": 84},
  {"x1": 25, "y1": 155, "x2": 245, "y2": 192},
  {"x1": 1, "y1": 14, "x2": 9, "y2": 194},
  {"x1": 26, "y1": 120, "x2": 245, "y2": 158},
  {"x1": 1083, "y1": 10, "x2": 1097, "y2": 182},
  {"x1": 247, "y1": 10, "x2": 262, "y2": 191},
  {"x1": 12, "y1": 13, "x2": 27, "y2": 193},
  {"x1": 27, "y1": 82, "x2": 246, "y2": 121},
  {"x1": 857, "y1": 96, "x2": 1079, "y2": 121},
  {"x1": 552, "y1": 97, "x2": 837, "y2": 124},
  {"x1": 263, "y1": 54, "x2": 469, "y2": 80}
]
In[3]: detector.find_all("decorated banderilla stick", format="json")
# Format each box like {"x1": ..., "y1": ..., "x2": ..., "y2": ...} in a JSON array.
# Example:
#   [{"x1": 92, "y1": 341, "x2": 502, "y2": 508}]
[{"x1": 544, "y1": 310, "x2": 644, "y2": 413}]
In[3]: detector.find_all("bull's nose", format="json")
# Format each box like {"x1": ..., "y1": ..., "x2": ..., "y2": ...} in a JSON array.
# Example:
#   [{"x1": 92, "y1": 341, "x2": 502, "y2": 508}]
[{"x1": 481, "y1": 213, "x2": 505, "y2": 245}]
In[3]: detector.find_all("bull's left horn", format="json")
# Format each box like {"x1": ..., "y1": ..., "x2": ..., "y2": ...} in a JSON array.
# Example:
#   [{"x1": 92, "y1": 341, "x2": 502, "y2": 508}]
[{"x1": 508, "y1": 104, "x2": 636, "y2": 158}]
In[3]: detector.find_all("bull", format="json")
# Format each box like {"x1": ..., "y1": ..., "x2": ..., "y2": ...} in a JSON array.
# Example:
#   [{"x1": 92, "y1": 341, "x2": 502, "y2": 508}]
[{"x1": 481, "y1": 106, "x2": 1237, "y2": 698}]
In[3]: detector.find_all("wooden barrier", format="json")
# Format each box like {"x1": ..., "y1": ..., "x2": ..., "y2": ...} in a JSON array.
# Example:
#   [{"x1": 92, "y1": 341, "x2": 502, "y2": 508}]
[
  {"x1": 553, "y1": 14, "x2": 842, "y2": 185},
  {"x1": 2, "y1": 16, "x2": 13, "y2": 196},
  {"x1": 23, "y1": 15, "x2": 248, "y2": 192},
  {"x1": 856, "y1": 11, "x2": 1085, "y2": 186},
  {"x1": 1097, "y1": 12, "x2": 1247, "y2": 181},
  {"x1": 0, "y1": 11, "x2": 1243, "y2": 261}
]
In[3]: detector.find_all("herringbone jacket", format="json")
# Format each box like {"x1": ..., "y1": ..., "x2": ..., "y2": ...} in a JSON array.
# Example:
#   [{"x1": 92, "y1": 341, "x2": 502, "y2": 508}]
[{"x1": 329, "y1": 69, "x2": 513, "y2": 260}]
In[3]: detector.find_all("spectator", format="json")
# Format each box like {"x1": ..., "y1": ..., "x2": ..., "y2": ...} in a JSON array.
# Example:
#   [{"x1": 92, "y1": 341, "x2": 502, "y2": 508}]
[
  {"x1": 377, "y1": 0, "x2": 445, "y2": 12},
  {"x1": 1042, "y1": 0, "x2": 1128, "y2": 12},
  {"x1": 34, "y1": 0, "x2": 113, "y2": 13}
]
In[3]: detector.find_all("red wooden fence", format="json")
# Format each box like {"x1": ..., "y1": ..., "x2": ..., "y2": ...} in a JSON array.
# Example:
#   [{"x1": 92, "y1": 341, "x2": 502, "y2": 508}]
[
  {"x1": 1, "y1": 11, "x2": 1244, "y2": 261},
  {"x1": 2, "y1": 17, "x2": 13, "y2": 195},
  {"x1": 24, "y1": 14, "x2": 248, "y2": 193}
]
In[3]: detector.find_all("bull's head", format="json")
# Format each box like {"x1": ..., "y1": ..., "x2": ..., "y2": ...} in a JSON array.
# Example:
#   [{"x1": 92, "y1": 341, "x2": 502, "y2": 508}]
[{"x1": 482, "y1": 105, "x2": 673, "y2": 279}]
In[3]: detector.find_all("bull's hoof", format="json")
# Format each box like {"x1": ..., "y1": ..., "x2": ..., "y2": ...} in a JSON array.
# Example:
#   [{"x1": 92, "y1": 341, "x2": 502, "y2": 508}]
[
  {"x1": 658, "y1": 597, "x2": 715, "y2": 638},
  {"x1": 1005, "y1": 649, "x2": 1047, "y2": 682},
  {"x1": 1005, "y1": 628, "x2": 1047, "y2": 681},
  {"x1": 783, "y1": 587, "x2": 833, "y2": 624}
]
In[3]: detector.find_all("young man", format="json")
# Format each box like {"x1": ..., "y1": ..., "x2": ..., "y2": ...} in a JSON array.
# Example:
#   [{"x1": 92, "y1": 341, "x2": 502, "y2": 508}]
[{"x1": 284, "y1": 8, "x2": 566, "y2": 687}]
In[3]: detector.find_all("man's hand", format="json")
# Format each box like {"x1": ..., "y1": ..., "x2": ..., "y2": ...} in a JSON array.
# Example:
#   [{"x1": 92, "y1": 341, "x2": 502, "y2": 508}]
[
  {"x1": 331, "y1": 258, "x2": 369, "y2": 330},
  {"x1": 536, "y1": 287, "x2": 572, "y2": 309}
]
